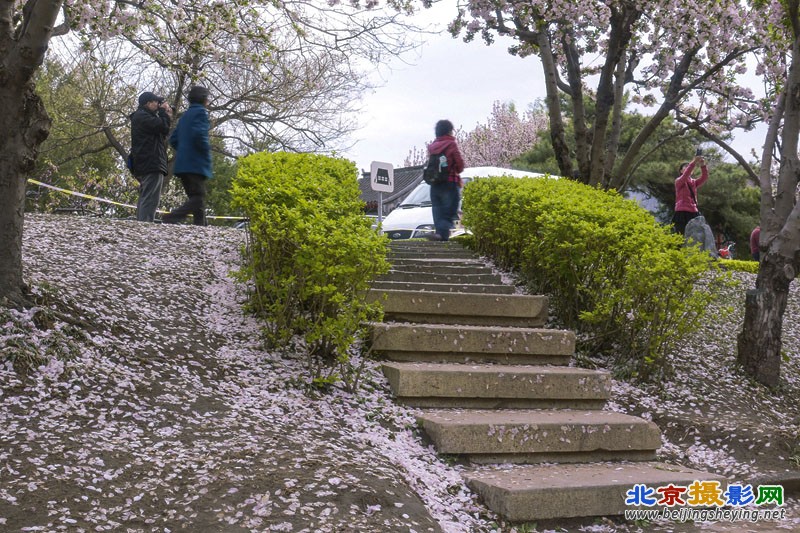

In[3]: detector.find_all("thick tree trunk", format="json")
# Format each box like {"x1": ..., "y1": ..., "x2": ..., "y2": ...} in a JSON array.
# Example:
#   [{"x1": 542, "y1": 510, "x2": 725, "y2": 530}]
[
  {"x1": 612, "y1": 49, "x2": 698, "y2": 191},
  {"x1": 736, "y1": 255, "x2": 794, "y2": 387},
  {"x1": 562, "y1": 35, "x2": 590, "y2": 182},
  {"x1": 0, "y1": 83, "x2": 52, "y2": 306},
  {"x1": 738, "y1": 8, "x2": 800, "y2": 388},
  {"x1": 0, "y1": 0, "x2": 61, "y2": 306},
  {"x1": 587, "y1": 4, "x2": 640, "y2": 188},
  {"x1": 534, "y1": 31, "x2": 575, "y2": 181},
  {"x1": 603, "y1": 51, "x2": 627, "y2": 182}
]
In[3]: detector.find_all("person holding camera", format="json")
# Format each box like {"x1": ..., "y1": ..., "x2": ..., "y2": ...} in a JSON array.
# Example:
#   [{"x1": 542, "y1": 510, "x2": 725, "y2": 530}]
[
  {"x1": 130, "y1": 91, "x2": 172, "y2": 222},
  {"x1": 672, "y1": 150, "x2": 709, "y2": 236}
]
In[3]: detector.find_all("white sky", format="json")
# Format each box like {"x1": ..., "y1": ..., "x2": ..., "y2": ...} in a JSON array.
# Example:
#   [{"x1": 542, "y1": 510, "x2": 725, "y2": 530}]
[
  {"x1": 341, "y1": 3, "x2": 547, "y2": 172},
  {"x1": 341, "y1": 3, "x2": 765, "y2": 173}
]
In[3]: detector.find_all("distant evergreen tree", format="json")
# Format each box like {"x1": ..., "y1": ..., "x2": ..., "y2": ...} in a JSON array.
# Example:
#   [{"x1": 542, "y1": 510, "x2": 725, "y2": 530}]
[{"x1": 514, "y1": 106, "x2": 759, "y2": 256}]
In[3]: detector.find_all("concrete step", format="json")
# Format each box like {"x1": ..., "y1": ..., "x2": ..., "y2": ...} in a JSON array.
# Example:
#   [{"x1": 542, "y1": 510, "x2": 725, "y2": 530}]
[
  {"x1": 368, "y1": 290, "x2": 548, "y2": 327},
  {"x1": 389, "y1": 249, "x2": 478, "y2": 259},
  {"x1": 418, "y1": 409, "x2": 661, "y2": 464},
  {"x1": 378, "y1": 271, "x2": 503, "y2": 285},
  {"x1": 465, "y1": 462, "x2": 726, "y2": 521},
  {"x1": 370, "y1": 281, "x2": 515, "y2": 294},
  {"x1": 388, "y1": 241, "x2": 468, "y2": 249},
  {"x1": 389, "y1": 263, "x2": 494, "y2": 275},
  {"x1": 390, "y1": 257, "x2": 485, "y2": 268},
  {"x1": 370, "y1": 323, "x2": 574, "y2": 365},
  {"x1": 382, "y1": 362, "x2": 610, "y2": 409}
]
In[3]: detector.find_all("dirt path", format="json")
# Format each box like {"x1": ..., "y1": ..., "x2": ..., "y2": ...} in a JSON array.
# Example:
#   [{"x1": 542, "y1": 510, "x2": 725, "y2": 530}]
[
  {"x1": 1, "y1": 215, "x2": 490, "y2": 532},
  {"x1": 3, "y1": 214, "x2": 799, "y2": 533}
]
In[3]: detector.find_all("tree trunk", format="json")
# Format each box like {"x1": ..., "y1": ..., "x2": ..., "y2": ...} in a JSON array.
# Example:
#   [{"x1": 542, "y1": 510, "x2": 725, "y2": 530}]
[
  {"x1": 587, "y1": 4, "x2": 640, "y2": 188},
  {"x1": 0, "y1": 0, "x2": 62, "y2": 305},
  {"x1": 603, "y1": 50, "x2": 627, "y2": 182},
  {"x1": 611, "y1": 49, "x2": 697, "y2": 191},
  {"x1": 736, "y1": 255, "x2": 794, "y2": 387},
  {"x1": 0, "y1": 83, "x2": 52, "y2": 306},
  {"x1": 738, "y1": 6, "x2": 800, "y2": 388},
  {"x1": 533, "y1": 31, "x2": 575, "y2": 180},
  {"x1": 562, "y1": 34, "x2": 590, "y2": 182}
]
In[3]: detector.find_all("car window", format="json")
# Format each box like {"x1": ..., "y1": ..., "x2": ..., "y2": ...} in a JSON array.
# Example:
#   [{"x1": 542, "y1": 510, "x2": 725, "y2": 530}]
[
  {"x1": 399, "y1": 184, "x2": 431, "y2": 206},
  {"x1": 399, "y1": 177, "x2": 478, "y2": 208}
]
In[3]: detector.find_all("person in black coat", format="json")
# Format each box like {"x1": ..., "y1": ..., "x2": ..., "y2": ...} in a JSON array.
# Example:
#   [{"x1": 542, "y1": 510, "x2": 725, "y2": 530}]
[{"x1": 130, "y1": 91, "x2": 172, "y2": 222}]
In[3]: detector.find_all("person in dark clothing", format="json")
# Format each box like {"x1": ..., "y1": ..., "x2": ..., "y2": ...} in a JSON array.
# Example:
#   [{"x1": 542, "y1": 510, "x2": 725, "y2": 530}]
[
  {"x1": 426, "y1": 119, "x2": 465, "y2": 241},
  {"x1": 130, "y1": 91, "x2": 172, "y2": 222},
  {"x1": 163, "y1": 86, "x2": 213, "y2": 226}
]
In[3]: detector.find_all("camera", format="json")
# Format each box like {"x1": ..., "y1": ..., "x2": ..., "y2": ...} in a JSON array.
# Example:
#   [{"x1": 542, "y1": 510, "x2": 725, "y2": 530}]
[{"x1": 695, "y1": 148, "x2": 703, "y2": 156}]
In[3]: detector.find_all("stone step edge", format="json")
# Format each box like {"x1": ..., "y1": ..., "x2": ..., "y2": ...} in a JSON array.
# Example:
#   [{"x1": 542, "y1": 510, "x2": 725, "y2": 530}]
[
  {"x1": 368, "y1": 290, "x2": 548, "y2": 317},
  {"x1": 378, "y1": 273, "x2": 503, "y2": 285},
  {"x1": 417, "y1": 409, "x2": 662, "y2": 457},
  {"x1": 381, "y1": 362, "x2": 611, "y2": 400},
  {"x1": 370, "y1": 322, "x2": 576, "y2": 357},
  {"x1": 370, "y1": 281, "x2": 516, "y2": 294},
  {"x1": 465, "y1": 462, "x2": 727, "y2": 521}
]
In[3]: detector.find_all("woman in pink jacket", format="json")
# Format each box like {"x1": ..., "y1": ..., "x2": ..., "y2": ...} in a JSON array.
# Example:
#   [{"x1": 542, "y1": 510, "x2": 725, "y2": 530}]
[
  {"x1": 426, "y1": 119, "x2": 465, "y2": 241},
  {"x1": 672, "y1": 154, "x2": 708, "y2": 235}
]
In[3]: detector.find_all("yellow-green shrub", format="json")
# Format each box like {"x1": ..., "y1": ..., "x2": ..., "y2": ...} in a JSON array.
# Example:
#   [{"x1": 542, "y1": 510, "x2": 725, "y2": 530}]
[
  {"x1": 231, "y1": 152, "x2": 389, "y2": 388},
  {"x1": 463, "y1": 177, "x2": 720, "y2": 379},
  {"x1": 720, "y1": 259, "x2": 759, "y2": 274}
]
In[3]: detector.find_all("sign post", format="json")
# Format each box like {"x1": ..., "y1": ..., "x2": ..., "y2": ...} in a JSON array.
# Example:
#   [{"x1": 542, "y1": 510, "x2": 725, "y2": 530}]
[{"x1": 370, "y1": 161, "x2": 394, "y2": 226}]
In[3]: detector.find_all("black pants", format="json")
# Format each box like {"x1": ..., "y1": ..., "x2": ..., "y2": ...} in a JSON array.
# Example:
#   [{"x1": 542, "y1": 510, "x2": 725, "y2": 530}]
[
  {"x1": 672, "y1": 211, "x2": 699, "y2": 236},
  {"x1": 164, "y1": 173, "x2": 207, "y2": 226}
]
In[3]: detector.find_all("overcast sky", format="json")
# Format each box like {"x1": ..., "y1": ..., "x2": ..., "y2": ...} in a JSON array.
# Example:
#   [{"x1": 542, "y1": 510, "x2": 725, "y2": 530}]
[
  {"x1": 341, "y1": 3, "x2": 547, "y2": 172},
  {"x1": 341, "y1": 3, "x2": 766, "y2": 174}
]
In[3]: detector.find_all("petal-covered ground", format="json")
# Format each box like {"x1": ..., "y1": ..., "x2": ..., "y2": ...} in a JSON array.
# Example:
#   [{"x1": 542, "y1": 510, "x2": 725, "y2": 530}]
[
  {"x1": 2, "y1": 215, "x2": 493, "y2": 532},
  {"x1": 1, "y1": 214, "x2": 798, "y2": 532}
]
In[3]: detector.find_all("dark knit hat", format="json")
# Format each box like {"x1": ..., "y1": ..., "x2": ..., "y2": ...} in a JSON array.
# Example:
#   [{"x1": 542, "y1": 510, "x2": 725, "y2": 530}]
[
  {"x1": 138, "y1": 91, "x2": 163, "y2": 106},
  {"x1": 188, "y1": 85, "x2": 209, "y2": 104}
]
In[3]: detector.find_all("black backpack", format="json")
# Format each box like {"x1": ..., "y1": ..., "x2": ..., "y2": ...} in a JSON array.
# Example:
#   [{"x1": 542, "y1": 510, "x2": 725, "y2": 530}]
[{"x1": 422, "y1": 152, "x2": 449, "y2": 185}]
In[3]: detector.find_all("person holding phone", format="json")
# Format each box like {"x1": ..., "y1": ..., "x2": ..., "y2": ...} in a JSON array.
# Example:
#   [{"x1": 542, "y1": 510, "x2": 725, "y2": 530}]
[{"x1": 672, "y1": 149, "x2": 709, "y2": 235}]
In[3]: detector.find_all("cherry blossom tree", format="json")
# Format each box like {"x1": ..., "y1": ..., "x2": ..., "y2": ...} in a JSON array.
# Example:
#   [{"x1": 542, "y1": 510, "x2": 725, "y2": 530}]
[
  {"x1": 448, "y1": 0, "x2": 764, "y2": 190},
  {"x1": 458, "y1": 101, "x2": 547, "y2": 167},
  {"x1": 0, "y1": 0, "x2": 417, "y2": 306},
  {"x1": 403, "y1": 100, "x2": 546, "y2": 167},
  {"x1": 737, "y1": 0, "x2": 800, "y2": 387}
]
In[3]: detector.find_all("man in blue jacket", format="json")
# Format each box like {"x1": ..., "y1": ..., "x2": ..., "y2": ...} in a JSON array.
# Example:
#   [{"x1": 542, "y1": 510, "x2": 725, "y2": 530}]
[{"x1": 163, "y1": 85, "x2": 212, "y2": 225}]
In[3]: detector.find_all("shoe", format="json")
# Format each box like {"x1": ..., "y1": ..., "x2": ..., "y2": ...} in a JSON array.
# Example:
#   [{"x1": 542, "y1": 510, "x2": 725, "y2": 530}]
[{"x1": 425, "y1": 233, "x2": 443, "y2": 241}]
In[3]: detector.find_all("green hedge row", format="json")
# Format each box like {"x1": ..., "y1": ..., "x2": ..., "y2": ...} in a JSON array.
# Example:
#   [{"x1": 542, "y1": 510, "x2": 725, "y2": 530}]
[
  {"x1": 462, "y1": 176, "x2": 721, "y2": 379},
  {"x1": 720, "y1": 259, "x2": 759, "y2": 274},
  {"x1": 231, "y1": 152, "x2": 389, "y2": 389}
]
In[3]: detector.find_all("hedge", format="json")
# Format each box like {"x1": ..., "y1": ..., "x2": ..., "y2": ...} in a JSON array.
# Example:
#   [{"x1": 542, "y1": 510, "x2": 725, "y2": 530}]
[
  {"x1": 231, "y1": 152, "x2": 389, "y2": 389},
  {"x1": 462, "y1": 176, "x2": 722, "y2": 379}
]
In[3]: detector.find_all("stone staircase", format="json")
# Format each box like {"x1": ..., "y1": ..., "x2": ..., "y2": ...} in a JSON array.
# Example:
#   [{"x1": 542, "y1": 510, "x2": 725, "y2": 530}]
[{"x1": 369, "y1": 240, "x2": 721, "y2": 522}]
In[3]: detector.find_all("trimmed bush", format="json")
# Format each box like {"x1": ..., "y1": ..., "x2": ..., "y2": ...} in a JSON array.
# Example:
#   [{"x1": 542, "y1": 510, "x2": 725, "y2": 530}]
[
  {"x1": 231, "y1": 152, "x2": 389, "y2": 389},
  {"x1": 720, "y1": 259, "x2": 759, "y2": 274},
  {"x1": 462, "y1": 176, "x2": 722, "y2": 379}
]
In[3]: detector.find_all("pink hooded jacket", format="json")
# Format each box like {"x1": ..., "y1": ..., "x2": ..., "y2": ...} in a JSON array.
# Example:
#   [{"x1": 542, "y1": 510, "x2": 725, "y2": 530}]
[
  {"x1": 427, "y1": 135, "x2": 465, "y2": 185},
  {"x1": 674, "y1": 161, "x2": 709, "y2": 213}
]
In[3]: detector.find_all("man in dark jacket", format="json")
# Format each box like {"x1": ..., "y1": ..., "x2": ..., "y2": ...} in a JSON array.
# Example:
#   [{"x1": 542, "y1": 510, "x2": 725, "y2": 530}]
[
  {"x1": 130, "y1": 91, "x2": 172, "y2": 222},
  {"x1": 163, "y1": 86, "x2": 212, "y2": 226}
]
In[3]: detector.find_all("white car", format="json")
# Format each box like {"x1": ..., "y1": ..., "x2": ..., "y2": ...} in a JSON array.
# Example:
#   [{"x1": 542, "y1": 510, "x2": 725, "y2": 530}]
[{"x1": 380, "y1": 166, "x2": 546, "y2": 240}]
